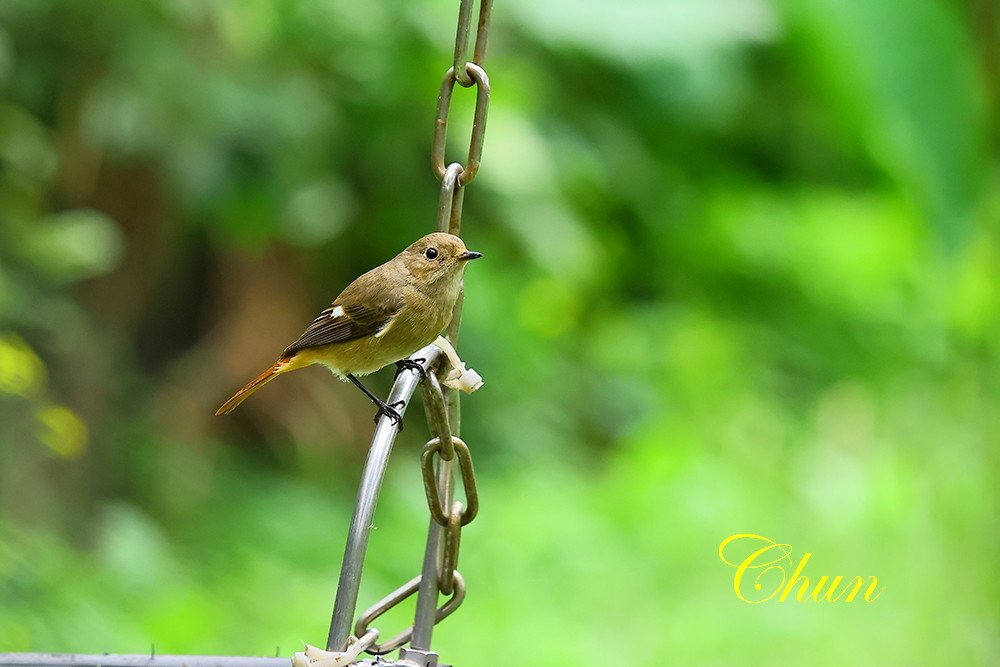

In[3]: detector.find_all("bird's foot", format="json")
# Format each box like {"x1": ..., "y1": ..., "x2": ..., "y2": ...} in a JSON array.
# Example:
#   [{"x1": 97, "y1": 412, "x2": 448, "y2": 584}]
[
  {"x1": 374, "y1": 399, "x2": 406, "y2": 429},
  {"x1": 395, "y1": 358, "x2": 427, "y2": 379}
]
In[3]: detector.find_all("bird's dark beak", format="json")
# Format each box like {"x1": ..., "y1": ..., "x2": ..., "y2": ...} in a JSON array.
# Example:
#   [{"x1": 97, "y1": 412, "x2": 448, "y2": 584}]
[{"x1": 459, "y1": 251, "x2": 483, "y2": 261}]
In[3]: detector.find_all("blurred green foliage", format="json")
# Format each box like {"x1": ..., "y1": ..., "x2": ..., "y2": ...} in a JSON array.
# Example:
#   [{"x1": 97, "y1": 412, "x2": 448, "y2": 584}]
[{"x1": 0, "y1": 0, "x2": 998, "y2": 665}]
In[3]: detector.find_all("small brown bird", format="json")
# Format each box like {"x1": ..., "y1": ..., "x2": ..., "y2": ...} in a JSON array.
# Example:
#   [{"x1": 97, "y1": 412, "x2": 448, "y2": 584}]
[{"x1": 216, "y1": 232, "x2": 482, "y2": 423}]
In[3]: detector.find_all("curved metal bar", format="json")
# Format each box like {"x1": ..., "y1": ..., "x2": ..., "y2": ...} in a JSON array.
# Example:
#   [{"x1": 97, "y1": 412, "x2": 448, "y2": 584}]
[{"x1": 326, "y1": 344, "x2": 443, "y2": 652}]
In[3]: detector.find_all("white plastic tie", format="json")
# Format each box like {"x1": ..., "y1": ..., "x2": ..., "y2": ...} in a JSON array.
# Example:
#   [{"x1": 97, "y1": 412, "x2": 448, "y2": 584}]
[
  {"x1": 433, "y1": 335, "x2": 484, "y2": 393},
  {"x1": 291, "y1": 636, "x2": 368, "y2": 667}
]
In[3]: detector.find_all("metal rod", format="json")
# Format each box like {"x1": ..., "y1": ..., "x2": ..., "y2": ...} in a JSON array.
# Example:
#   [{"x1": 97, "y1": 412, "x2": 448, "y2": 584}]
[
  {"x1": 0, "y1": 656, "x2": 289, "y2": 667},
  {"x1": 409, "y1": 457, "x2": 454, "y2": 650},
  {"x1": 326, "y1": 345, "x2": 442, "y2": 651}
]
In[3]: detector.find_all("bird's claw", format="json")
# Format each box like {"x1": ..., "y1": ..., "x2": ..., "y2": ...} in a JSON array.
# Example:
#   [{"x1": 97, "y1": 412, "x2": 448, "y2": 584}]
[
  {"x1": 374, "y1": 400, "x2": 405, "y2": 429},
  {"x1": 395, "y1": 358, "x2": 427, "y2": 380}
]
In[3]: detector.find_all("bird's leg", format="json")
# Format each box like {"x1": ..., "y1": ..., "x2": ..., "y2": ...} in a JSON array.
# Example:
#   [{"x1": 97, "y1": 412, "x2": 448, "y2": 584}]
[
  {"x1": 395, "y1": 358, "x2": 427, "y2": 380},
  {"x1": 346, "y1": 373, "x2": 404, "y2": 428}
]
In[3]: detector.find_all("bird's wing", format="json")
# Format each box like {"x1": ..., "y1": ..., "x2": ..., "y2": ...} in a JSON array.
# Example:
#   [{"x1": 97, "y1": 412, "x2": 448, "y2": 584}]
[{"x1": 282, "y1": 296, "x2": 402, "y2": 356}]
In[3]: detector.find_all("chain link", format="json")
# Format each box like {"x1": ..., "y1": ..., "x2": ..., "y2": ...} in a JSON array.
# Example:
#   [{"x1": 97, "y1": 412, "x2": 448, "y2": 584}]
[
  {"x1": 420, "y1": 370, "x2": 454, "y2": 459},
  {"x1": 451, "y1": 0, "x2": 493, "y2": 87},
  {"x1": 421, "y1": 437, "x2": 478, "y2": 527},
  {"x1": 354, "y1": 572, "x2": 466, "y2": 655},
  {"x1": 438, "y1": 501, "x2": 463, "y2": 595},
  {"x1": 432, "y1": 63, "x2": 490, "y2": 186},
  {"x1": 436, "y1": 162, "x2": 465, "y2": 237},
  {"x1": 452, "y1": 0, "x2": 493, "y2": 83},
  {"x1": 451, "y1": 0, "x2": 475, "y2": 87},
  {"x1": 435, "y1": 0, "x2": 493, "y2": 184}
]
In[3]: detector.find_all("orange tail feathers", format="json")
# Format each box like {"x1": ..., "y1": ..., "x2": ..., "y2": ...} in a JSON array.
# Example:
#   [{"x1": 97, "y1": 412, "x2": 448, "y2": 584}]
[{"x1": 216, "y1": 359, "x2": 291, "y2": 416}]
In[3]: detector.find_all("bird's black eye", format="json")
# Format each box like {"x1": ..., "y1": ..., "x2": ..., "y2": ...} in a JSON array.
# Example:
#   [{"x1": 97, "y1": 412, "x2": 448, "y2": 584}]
[{"x1": 425, "y1": 247, "x2": 438, "y2": 260}]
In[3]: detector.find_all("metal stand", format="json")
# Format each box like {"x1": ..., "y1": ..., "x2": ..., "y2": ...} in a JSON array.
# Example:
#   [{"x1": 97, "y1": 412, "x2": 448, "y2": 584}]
[{"x1": 326, "y1": 345, "x2": 442, "y2": 654}]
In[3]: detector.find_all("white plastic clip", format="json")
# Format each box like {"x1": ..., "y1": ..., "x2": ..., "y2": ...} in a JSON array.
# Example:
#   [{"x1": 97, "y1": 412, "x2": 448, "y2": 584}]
[
  {"x1": 433, "y1": 335, "x2": 484, "y2": 393},
  {"x1": 291, "y1": 637, "x2": 367, "y2": 667}
]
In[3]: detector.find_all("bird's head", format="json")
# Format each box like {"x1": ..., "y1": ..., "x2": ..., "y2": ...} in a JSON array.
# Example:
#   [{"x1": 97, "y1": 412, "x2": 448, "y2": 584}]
[{"x1": 401, "y1": 232, "x2": 482, "y2": 285}]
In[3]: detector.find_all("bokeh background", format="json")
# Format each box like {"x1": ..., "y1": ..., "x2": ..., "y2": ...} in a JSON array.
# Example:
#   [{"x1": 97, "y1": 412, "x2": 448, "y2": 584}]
[{"x1": 1, "y1": 0, "x2": 998, "y2": 664}]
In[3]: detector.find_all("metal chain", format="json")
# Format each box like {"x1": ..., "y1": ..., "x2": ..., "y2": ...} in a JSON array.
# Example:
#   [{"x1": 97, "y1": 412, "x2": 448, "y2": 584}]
[
  {"x1": 415, "y1": 0, "x2": 491, "y2": 620},
  {"x1": 351, "y1": 0, "x2": 494, "y2": 660}
]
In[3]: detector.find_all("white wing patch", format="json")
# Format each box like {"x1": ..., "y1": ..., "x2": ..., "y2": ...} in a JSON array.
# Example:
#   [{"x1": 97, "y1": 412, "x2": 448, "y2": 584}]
[{"x1": 311, "y1": 304, "x2": 345, "y2": 324}]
